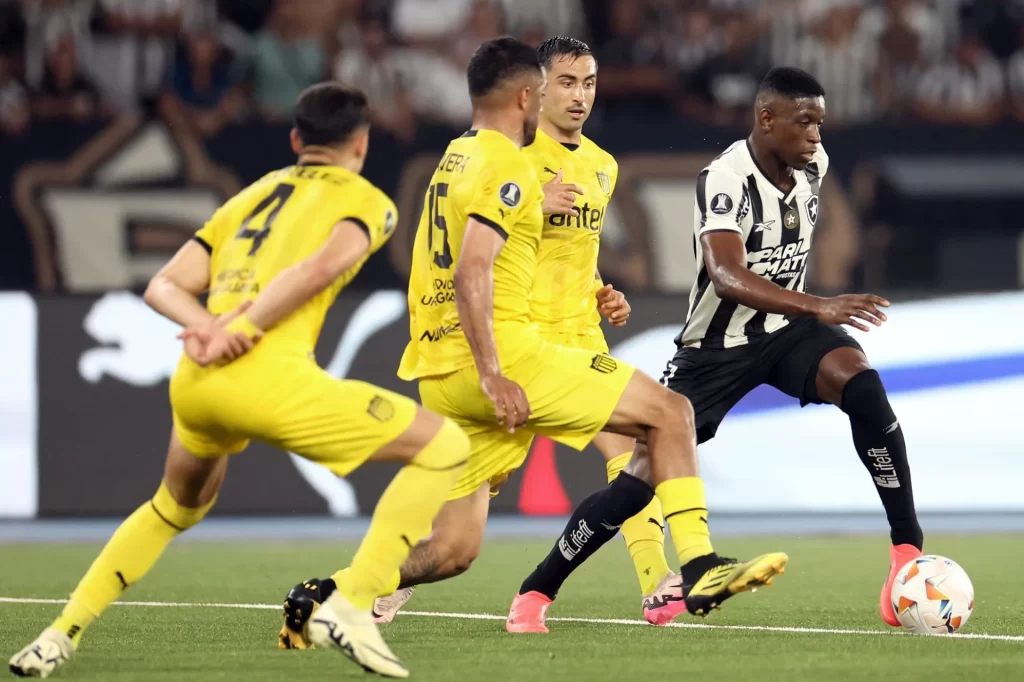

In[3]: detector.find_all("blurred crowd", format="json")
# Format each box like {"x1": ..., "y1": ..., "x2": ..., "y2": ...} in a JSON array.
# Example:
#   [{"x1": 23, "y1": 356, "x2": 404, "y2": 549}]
[{"x1": 2, "y1": 0, "x2": 1024, "y2": 139}]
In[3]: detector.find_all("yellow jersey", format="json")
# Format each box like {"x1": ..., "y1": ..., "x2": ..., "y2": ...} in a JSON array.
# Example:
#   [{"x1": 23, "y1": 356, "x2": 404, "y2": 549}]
[
  {"x1": 523, "y1": 128, "x2": 619, "y2": 336},
  {"x1": 398, "y1": 129, "x2": 544, "y2": 380},
  {"x1": 194, "y1": 163, "x2": 396, "y2": 355}
]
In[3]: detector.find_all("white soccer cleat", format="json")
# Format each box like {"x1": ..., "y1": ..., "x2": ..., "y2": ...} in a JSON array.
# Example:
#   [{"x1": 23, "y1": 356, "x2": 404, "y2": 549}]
[
  {"x1": 307, "y1": 591, "x2": 409, "y2": 678},
  {"x1": 373, "y1": 588, "x2": 414, "y2": 624},
  {"x1": 8, "y1": 628, "x2": 74, "y2": 678}
]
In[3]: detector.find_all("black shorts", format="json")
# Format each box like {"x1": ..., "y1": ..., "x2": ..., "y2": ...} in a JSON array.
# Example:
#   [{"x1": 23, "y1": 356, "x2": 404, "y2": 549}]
[{"x1": 661, "y1": 318, "x2": 863, "y2": 444}]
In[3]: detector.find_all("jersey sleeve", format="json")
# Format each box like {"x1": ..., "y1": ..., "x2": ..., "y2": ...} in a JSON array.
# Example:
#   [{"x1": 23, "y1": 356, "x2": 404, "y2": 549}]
[
  {"x1": 341, "y1": 187, "x2": 398, "y2": 255},
  {"x1": 464, "y1": 154, "x2": 537, "y2": 240},
  {"x1": 696, "y1": 169, "x2": 748, "y2": 237},
  {"x1": 192, "y1": 204, "x2": 232, "y2": 254}
]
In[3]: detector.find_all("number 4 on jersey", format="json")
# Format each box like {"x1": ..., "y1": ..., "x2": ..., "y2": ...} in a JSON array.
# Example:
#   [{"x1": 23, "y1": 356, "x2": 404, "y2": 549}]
[{"x1": 235, "y1": 182, "x2": 296, "y2": 256}]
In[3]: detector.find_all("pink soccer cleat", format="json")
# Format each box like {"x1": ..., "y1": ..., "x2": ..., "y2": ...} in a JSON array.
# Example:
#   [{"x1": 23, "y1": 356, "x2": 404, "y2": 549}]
[
  {"x1": 372, "y1": 587, "x2": 415, "y2": 624},
  {"x1": 642, "y1": 572, "x2": 688, "y2": 626},
  {"x1": 880, "y1": 543, "x2": 923, "y2": 626},
  {"x1": 505, "y1": 591, "x2": 552, "y2": 634}
]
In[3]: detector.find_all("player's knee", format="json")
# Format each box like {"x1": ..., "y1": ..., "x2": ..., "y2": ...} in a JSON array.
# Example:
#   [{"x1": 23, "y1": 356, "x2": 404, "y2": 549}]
[
  {"x1": 430, "y1": 533, "x2": 480, "y2": 578},
  {"x1": 840, "y1": 369, "x2": 896, "y2": 426},
  {"x1": 410, "y1": 417, "x2": 470, "y2": 474},
  {"x1": 655, "y1": 389, "x2": 695, "y2": 435},
  {"x1": 623, "y1": 446, "x2": 652, "y2": 485},
  {"x1": 448, "y1": 543, "x2": 480, "y2": 576},
  {"x1": 153, "y1": 481, "x2": 215, "y2": 532}
]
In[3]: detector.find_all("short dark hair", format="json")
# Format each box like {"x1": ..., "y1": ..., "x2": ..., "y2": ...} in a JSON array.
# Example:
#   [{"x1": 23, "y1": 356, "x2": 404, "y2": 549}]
[
  {"x1": 467, "y1": 36, "x2": 543, "y2": 99},
  {"x1": 536, "y1": 35, "x2": 594, "y2": 69},
  {"x1": 758, "y1": 67, "x2": 825, "y2": 100},
  {"x1": 293, "y1": 82, "x2": 370, "y2": 147}
]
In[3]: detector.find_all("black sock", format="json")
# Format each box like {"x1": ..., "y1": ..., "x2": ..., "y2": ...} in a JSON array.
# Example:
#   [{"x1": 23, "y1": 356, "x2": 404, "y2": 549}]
[
  {"x1": 841, "y1": 370, "x2": 923, "y2": 549},
  {"x1": 519, "y1": 473, "x2": 654, "y2": 600}
]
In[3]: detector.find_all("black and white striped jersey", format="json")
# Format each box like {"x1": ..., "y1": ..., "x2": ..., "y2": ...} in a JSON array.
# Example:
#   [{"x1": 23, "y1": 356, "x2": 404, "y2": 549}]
[{"x1": 679, "y1": 139, "x2": 828, "y2": 349}]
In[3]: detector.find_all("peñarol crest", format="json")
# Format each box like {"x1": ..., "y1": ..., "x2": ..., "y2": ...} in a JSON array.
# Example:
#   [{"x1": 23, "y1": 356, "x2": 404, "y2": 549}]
[{"x1": 596, "y1": 171, "x2": 611, "y2": 195}]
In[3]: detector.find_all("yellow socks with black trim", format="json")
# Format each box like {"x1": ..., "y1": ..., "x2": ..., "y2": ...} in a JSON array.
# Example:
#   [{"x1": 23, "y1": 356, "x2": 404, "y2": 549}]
[
  {"x1": 655, "y1": 477, "x2": 714, "y2": 567},
  {"x1": 606, "y1": 453, "x2": 672, "y2": 595},
  {"x1": 332, "y1": 418, "x2": 469, "y2": 610},
  {"x1": 52, "y1": 482, "x2": 215, "y2": 646}
]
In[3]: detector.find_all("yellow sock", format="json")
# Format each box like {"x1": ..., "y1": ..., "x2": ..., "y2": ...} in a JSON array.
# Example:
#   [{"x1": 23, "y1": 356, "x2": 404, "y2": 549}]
[
  {"x1": 606, "y1": 453, "x2": 671, "y2": 595},
  {"x1": 655, "y1": 477, "x2": 714, "y2": 567},
  {"x1": 333, "y1": 419, "x2": 468, "y2": 610},
  {"x1": 52, "y1": 482, "x2": 215, "y2": 646}
]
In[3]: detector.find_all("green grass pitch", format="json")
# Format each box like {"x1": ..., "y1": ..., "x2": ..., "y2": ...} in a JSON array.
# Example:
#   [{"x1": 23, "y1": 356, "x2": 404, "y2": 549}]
[{"x1": 2, "y1": 534, "x2": 1023, "y2": 681}]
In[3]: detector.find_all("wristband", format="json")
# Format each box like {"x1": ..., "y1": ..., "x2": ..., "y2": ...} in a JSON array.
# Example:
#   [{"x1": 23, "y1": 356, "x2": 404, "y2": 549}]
[{"x1": 225, "y1": 314, "x2": 263, "y2": 340}]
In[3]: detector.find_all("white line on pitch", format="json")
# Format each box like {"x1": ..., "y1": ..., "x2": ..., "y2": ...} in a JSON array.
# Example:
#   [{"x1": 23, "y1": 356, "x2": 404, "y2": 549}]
[{"x1": 2, "y1": 597, "x2": 1021, "y2": 643}]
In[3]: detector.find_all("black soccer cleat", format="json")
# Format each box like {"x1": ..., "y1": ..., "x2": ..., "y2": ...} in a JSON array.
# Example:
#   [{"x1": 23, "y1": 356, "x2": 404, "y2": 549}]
[
  {"x1": 681, "y1": 552, "x2": 788, "y2": 617},
  {"x1": 278, "y1": 577, "x2": 335, "y2": 649}
]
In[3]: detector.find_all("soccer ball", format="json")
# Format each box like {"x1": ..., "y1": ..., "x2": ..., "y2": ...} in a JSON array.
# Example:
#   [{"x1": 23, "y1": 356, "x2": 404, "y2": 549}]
[{"x1": 890, "y1": 555, "x2": 974, "y2": 635}]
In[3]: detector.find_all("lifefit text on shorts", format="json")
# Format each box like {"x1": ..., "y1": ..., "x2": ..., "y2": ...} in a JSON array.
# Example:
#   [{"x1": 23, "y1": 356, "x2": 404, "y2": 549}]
[
  {"x1": 558, "y1": 519, "x2": 595, "y2": 561},
  {"x1": 867, "y1": 447, "x2": 900, "y2": 488}
]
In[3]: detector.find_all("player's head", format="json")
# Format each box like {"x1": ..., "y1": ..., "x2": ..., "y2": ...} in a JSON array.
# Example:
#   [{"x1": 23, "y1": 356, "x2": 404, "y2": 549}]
[
  {"x1": 290, "y1": 82, "x2": 371, "y2": 171},
  {"x1": 753, "y1": 67, "x2": 825, "y2": 171},
  {"x1": 536, "y1": 36, "x2": 596, "y2": 134},
  {"x1": 467, "y1": 36, "x2": 546, "y2": 146}
]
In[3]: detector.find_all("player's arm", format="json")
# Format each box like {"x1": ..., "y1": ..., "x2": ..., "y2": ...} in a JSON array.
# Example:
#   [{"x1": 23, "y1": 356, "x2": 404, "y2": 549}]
[
  {"x1": 454, "y1": 217, "x2": 506, "y2": 379},
  {"x1": 703, "y1": 234, "x2": 889, "y2": 332},
  {"x1": 144, "y1": 240, "x2": 216, "y2": 329},
  {"x1": 240, "y1": 220, "x2": 372, "y2": 333},
  {"x1": 455, "y1": 216, "x2": 531, "y2": 429},
  {"x1": 700, "y1": 170, "x2": 887, "y2": 331}
]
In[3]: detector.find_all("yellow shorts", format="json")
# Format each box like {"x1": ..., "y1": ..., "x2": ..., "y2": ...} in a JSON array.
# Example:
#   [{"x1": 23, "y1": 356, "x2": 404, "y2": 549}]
[
  {"x1": 169, "y1": 350, "x2": 417, "y2": 477},
  {"x1": 420, "y1": 331, "x2": 633, "y2": 500},
  {"x1": 538, "y1": 328, "x2": 609, "y2": 354}
]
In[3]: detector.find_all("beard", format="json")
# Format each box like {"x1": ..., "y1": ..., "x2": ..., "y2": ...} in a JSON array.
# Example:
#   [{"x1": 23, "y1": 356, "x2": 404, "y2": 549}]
[{"x1": 522, "y1": 117, "x2": 538, "y2": 147}]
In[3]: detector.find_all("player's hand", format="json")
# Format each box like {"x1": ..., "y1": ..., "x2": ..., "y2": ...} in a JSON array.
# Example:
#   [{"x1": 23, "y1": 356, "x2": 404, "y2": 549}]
[
  {"x1": 180, "y1": 326, "x2": 257, "y2": 366},
  {"x1": 480, "y1": 373, "x2": 531, "y2": 433},
  {"x1": 596, "y1": 283, "x2": 630, "y2": 327},
  {"x1": 542, "y1": 169, "x2": 584, "y2": 216},
  {"x1": 178, "y1": 303, "x2": 262, "y2": 366},
  {"x1": 813, "y1": 294, "x2": 889, "y2": 332}
]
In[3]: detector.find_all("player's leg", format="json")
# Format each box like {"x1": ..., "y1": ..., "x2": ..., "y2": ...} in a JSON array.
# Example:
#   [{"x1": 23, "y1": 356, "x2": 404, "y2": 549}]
[
  {"x1": 272, "y1": 378, "x2": 469, "y2": 676},
  {"x1": 510, "y1": 343, "x2": 784, "y2": 625},
  {"x1": 10, "y1": 428, "x2": 231, "y2": 677},
  {"x1": 361, "y1": 481, "x2": 492, "y2": 624},
  {"x1": 593, "y1": 432, "x2": 672, "y2": 601},
  {"x1": 511, "y1": 345, "x2": 760, "y2": 628},
  {"x1": 767, "y1": 325, "x2": 922, "y2": 626},
  {"x1": 597, "y1": 369, "x2": 788, "y2": 616}
]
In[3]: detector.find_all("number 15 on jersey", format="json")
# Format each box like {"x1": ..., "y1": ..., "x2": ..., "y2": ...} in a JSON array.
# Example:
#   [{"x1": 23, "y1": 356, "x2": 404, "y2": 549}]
[{"x1": 426, "y1": 183, "x2": 452, "y2": 269}]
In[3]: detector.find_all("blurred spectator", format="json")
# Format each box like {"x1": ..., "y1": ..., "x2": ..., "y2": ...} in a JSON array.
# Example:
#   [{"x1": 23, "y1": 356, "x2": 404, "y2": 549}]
[
  {"x1": 87, "y1": 0, "x2": 192, "y2": 111},
  {"x1": 912, "y1": 27, "x2": 1005, "y2": 126},
  {"x1": 391, "y1": 0, "x2": 473, "y2": 45},
  {"x1": 856, "y1": 0, "x2": 945, "y2": 63},
  {"x1": 334, "y1": 13, "x2": 416, "y2": 142},
  {"x1": 495, "y1": 0, "x2": 586, "y2": 40},
  {"x1": 31, "y1": 34, "x2": 110, "y2": 121},
  {"x1": 237, "y1": 0, "x2": 327, "y2": 122},
  {"x1": 1009, "y1": 22, "x2": 1024, "y2": 122},
  {"x1": 792, "y1": 4, "x2": 881, "y2": 127},
  {"x1": 450, "y1": 0, "x2": 504, "y2": 68},
  {"x1": 0, "y1": 50, "x2": 29, "y2": 134},
  {"x1": 22, "y1": 0, "x2": 92, "y2": 89},
  {"x1": 594, "y1": 0, "x2": 672, "y2": 102},
  {"x1": 678, "y1": 13, "x2": 762, "y2": 127},
  {"x1": 158, "y1": 29, "x2": 244, "y2": 138},
  {"x1": 663, "y1": 6, "x2": 726, "y2": 77}
]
